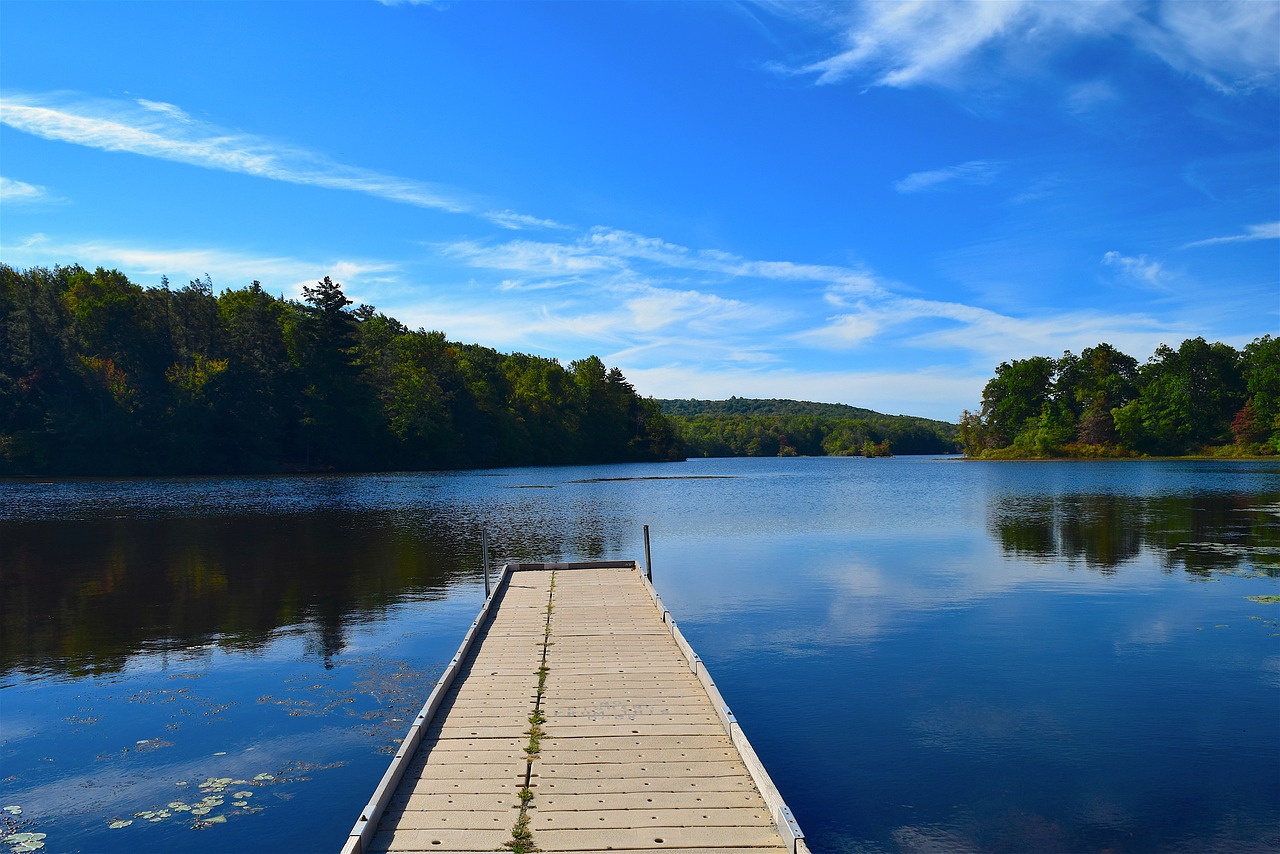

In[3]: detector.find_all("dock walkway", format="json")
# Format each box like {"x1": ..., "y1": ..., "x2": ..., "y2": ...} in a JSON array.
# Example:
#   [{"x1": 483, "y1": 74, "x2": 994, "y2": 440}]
[{"x1": 341, "y1": 562, "x2": 807, "y2": 854}]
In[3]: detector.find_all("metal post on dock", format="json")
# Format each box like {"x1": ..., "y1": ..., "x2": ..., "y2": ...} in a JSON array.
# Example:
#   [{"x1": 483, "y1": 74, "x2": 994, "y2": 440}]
[
  {"x1": 643, "y1": 524, "x2": 652, "y2": 582},
  {"x1": 481, "y1": 529, "x2": 491, "y2": 597}
]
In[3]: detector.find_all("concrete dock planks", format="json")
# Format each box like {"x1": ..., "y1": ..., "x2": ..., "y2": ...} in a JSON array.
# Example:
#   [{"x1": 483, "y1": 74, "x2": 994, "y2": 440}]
[{"x1": 341, "y1": 562, "x2": 805, "y2": 854}]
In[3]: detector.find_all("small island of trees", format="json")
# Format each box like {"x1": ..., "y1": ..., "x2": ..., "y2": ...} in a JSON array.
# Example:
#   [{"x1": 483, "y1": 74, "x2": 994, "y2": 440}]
[{"x1": 960, "y1": 336, "x2": 1279, "y2": 458}]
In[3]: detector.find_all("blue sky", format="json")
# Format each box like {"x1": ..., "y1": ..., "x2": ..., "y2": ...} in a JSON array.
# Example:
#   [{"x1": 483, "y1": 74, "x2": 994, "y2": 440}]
[{"x1": 2, "y1": 1, "x2": 1276, "y2": 421}]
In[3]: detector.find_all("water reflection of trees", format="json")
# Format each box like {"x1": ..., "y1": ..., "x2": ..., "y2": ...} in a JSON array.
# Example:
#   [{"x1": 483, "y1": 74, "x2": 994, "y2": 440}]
[
  {"x1": 0, "y1": 511, "x2": 471, "y2": 680},
  {"x1": 988, "y1": 492, "x2": 1280, "y2": 576}
]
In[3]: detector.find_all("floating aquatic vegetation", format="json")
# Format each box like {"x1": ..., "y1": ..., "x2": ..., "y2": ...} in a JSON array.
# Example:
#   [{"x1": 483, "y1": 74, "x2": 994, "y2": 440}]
[
  {"x1": 4, "y1": 831, "x2": 46, "y2": 852},
  {"x1": 1246, "y1": 595, "x2": 1280, "y2": 604},
  {"x1": 113, "y1": 768, "x2": 283, "y2": 833},
  {"x1": 131, "y1": 738, "x2": 173, "y2": 753},
  {"x1": 0, "y1": 809, "x2": 18, "y2": 817},
  {"x1": 193, "y1": 814, "x2": 226, "y2": 829}
]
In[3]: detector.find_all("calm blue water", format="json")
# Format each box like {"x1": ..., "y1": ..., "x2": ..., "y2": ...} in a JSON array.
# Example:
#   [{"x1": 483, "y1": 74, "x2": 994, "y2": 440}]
[{"x1": 2, "y1": 457, "x2": 1277, "y2": 852}]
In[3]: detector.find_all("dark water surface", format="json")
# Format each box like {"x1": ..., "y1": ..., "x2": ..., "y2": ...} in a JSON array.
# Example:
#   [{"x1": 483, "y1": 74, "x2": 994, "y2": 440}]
[{"x1": 2, "y1": 457, "x2": 1277, "y2": 852}]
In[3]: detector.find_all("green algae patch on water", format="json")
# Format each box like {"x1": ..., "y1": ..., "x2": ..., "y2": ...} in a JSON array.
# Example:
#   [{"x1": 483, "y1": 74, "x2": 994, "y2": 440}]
[{"x1": 1245, "y1": 595, "x2": 1280, "y2": 603}]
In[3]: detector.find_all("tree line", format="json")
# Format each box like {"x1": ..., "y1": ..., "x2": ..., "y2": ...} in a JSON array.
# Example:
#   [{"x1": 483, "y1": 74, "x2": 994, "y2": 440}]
[
  {"x1": 0, "y1": 264, "x2": 682, "y2": 475},
  {"x1": 659, "y1": 399, "x2": 961, "y2": 457},
  {"x1": 960, "y1": 337, "x2": 1279, "y2": 458}
]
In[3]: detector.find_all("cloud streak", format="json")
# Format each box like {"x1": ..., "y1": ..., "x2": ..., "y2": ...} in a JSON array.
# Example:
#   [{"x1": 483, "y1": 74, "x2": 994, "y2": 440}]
[
  {"x1": 894, "y1": 160, "x2": 1002, "y2": 193},
  {"x1": 1182, "y1": 221, "x2": 1280, "y2": 249},
  {"x1": 0, "y1": 176, "x2": 58, "y2": 204},
  {"x1": 0, "y1": 92, "x2": 474, "y2": 213}
]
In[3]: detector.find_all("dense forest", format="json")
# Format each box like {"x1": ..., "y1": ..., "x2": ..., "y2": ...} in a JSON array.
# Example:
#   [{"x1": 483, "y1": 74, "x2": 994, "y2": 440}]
[
  {"x1": 0, "y1": 264, "x2": 682, "y2": 475},
  {"x1": 658, "y1": 398, "x2": 961, "y2": 457},
  {"x1": 961, "y1": 337, "x2": 1279, "y2": 458}
]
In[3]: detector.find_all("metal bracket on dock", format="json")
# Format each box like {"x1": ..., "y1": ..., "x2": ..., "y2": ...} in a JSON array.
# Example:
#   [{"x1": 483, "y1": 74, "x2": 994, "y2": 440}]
[
  {"x1": 721, "y1": 704, "x2": 739, "y2": 738},
  {"x1": 779, "y1": 804, "x2": 806, "y2": 850}
]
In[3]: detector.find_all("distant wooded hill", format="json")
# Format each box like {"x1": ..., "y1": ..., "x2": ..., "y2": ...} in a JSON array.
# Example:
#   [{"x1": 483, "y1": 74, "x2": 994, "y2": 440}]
[{"x1": 656, "y1": 398, "x2": 961, "y2": 457}]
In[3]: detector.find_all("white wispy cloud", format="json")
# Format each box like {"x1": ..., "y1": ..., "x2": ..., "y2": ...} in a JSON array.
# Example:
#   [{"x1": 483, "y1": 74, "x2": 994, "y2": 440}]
[
  {"x1": 622, "y1": 284, "x2": 778, "y2": 335},
  {"x1": 0, "y1": 176, "x2": 59, "y2": 204},
  {"x1": 796, "y1": 281, "x2": 1188, "y2": 370},
  {"x1": 1131, "y1": 1, "x2": 1280, "y2": 93},
  {"x1": 894, "y1": 160, "x2": 1002, "y2": 193},
  {"x1": 769, "y1": 0, "x2": 1125, "y2": 89},
  {"x1": 1102, "y1": 250, "x2": 1166, "y2": 287},
  {"x1": 435, "y1": 222, "x2": 1196, "y2": 402},
  {"x1": 442, "y1": 238, "x2": 624, "y2": 276},
  {"x1": 1182, "y1": 221, "x2": 1280, "y2": 249},
  {"x1": 445, "y1": 227, "x2": 884, "y2": 297},
  {"x1": 0, "y1": 92, "x2": 474, "y2": 212},
  {"x1": 766, "y1": 0, "x2": 1278, "y2": 94},
  {"x1": 483, "y1": 210, "x2": 570, "y2": 231}
]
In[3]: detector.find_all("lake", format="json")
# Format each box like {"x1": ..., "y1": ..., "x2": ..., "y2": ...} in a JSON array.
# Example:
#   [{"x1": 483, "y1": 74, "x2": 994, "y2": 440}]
[{"x1": 2, "y1": 457, "x2": 1278, "y2": 853}]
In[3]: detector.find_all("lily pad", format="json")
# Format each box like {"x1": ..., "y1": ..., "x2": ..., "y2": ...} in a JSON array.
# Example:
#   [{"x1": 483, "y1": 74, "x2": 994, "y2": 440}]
[
  {"x1": 205, "y1": 815, "x2": 226, "y2": 825},
  {"x1": 189, "y1": 807, "x2": 211, "y2": 817},
  {"x1": 232, "y1": 791, "x2": 252, "y2": 799},
  {"x1": 108, "y1": 820, "x2": 132, "y2": 829},
  {"x1": 231, "y1": 801, "x2": 248, "y2": 808},
  {"x1": 1, "y1": 807, "x2": 21, "y2": 816},
  {"x1": 3, "y1": 834, "x2": 35, "y2": 844},
  {"x1": 252, "y1": 773, "x2": 274, "y2": 781}
]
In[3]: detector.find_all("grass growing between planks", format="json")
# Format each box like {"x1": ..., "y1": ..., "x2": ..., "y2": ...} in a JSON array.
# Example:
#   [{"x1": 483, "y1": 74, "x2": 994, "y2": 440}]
[{"x1": 504, "y1": 571, "x2": 556, "y2": 854}]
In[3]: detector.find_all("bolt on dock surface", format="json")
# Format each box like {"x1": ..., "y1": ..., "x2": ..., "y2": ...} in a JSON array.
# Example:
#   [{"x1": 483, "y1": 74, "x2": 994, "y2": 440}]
[{"x1": 342, "y1": 561, "x2": 806, "y2": 854}]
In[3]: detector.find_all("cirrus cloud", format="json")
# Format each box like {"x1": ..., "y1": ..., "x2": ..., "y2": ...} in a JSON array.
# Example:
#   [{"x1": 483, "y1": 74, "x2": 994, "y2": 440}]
[{"x1": 764, "y1": 0, "x2": 1278, "y2": 94}]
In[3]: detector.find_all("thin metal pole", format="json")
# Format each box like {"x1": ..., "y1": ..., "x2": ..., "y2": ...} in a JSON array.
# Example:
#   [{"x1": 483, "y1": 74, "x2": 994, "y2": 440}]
[
  {"x1": 643, "y1": 524, "x2": 652, "y2": 582},
  {"x1": 481, "y1": 529, "x2": 491, "y2": 598}
]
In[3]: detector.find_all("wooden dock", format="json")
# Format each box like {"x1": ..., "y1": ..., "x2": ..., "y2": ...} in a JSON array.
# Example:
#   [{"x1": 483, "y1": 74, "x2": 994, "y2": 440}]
[{"x1": 341, "y1": 561, "x2": 808, "y2": 854}]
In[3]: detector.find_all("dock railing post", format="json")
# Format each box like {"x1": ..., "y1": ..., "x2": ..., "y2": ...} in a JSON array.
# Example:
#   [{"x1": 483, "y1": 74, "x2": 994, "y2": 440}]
[
  {"x1": 481, "y1": 529, "x2": 491, "y2": 598},
  {"x1": 643, "y1": 524, "x2": 652, "y2": 582}
]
